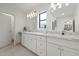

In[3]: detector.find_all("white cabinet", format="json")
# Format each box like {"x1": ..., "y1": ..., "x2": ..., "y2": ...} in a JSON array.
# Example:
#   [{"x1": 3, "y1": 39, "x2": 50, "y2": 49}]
[
  {"x1": 37, "y1": 36, "x2": 46, "y2": 56},
  {"x1": 22, "y1": 32, "x2": 79, "y2": 56},
  {"x1": 22, "y1": 33, "x2": 29, "y2": 48},
  {"x1": 22, "y1": 33, "x2": 46, "y2": 55},
  {"x1": 22, "y1": 33, "x2": 37, "y2": 53},
  {"x1": 47, "y1": 42, "x2": 60, "y2": 56},
  {"x1": 61, "y1": 47, "x2": 79, "y2": 56},
  {"x1": 47, "y1": 36, "x2": 79, "y2": 56},
  {"x1": 47, "y1": 36, "x2": 61, "y2": 56},
  {"x1": 29, "y1": 34, "x2": 37, "y2": 53}
]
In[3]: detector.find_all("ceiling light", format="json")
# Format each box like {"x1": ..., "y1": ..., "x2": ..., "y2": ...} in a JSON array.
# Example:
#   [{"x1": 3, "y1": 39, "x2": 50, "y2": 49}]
[
  {"x1": 58, "y1": 4, "x2": 62, "y2": 8},
  {"x1": 65, "y1": 3, "x2": 69, "y2": 6},
  {"x1": 50, "y1": 3, "x2": 70, "y2": 13},
  {"x1": 53, "y1": 7, "x2": 56, "y2": 10},
  {"x1": 51, "y1": 3, "x2": 54, "y2": 8},
  {"x1": 51, "y1": 3, "x2": 62, "y2": 11},
  {"x1": 61, "y1": 13, "x2": 64, "y2": 15}
]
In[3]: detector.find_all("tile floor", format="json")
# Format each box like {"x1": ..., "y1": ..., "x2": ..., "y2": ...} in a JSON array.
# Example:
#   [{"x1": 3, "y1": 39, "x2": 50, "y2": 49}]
[{"x1": 0, "y1": 44, "x2": 37, "y2": 56}]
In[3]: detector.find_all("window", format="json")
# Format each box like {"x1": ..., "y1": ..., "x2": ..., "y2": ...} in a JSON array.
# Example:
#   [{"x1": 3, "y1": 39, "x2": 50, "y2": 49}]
[{"x1": 39, "y1": 11, "x2": 47, "y2": 29}]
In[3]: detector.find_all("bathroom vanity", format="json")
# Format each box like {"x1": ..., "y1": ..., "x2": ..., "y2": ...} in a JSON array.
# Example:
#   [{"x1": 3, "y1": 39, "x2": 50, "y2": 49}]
[
  {"x1": 21, "y1": 32, "x2": 79, "y2": 56},
  {"x1": 22, "y1": 3, "x2": 79, "y2": 56}
]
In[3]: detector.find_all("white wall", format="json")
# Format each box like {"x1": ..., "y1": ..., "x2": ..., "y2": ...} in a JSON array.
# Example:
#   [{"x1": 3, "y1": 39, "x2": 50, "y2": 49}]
[
  {"x1": 25, "y1": 5, "x2": 50, "y2": 32},
  {"x1": 0, "y1": 5, "x2": 26, "y2": 44},
  {"x1": 20, "y1": 3, "x2": 79, "y2": 36},
  {"x1": 26, "y1": 16, "x2": 37, "y2": 32}
]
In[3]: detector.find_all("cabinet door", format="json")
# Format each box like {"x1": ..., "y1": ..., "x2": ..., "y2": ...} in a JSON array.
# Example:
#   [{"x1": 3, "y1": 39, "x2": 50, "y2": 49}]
[
  {"x1": 22, "y1": 34, "x2": 30, "y2": 48},
  {"x1": 22, "y1": 34, "x2": 37, "y2": 53},
  {"x1": 47, "y1": 42, "x2": 60, "y2": 56},
  {"x1": 21, "y1": 34, "x2": 27, "y2": 45},
  {"x1": 61, "y1": 47, "x2": 79, "y2": 56},
  {"x1": 37, "y1": 36, "x2": 46, "y2": 56},
  {"x1": 40, "y1": 41, "x2": 46, "y2": 56},
  {"x1": 37, "y1": 40, "x2": 46, "y2": 56},
  {"x1": 30, "y1": 35, "x2": 37, "y2": 53},
  {"x1": 21, "y1": 34, "x2": 25, "y2": 45}
]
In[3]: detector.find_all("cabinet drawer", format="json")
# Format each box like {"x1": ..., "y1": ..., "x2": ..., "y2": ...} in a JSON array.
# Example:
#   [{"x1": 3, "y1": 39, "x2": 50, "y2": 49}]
[
  {"x1": 61, "y1": 47, "x2": 79, "y2": 56},
  {"x1": 47, "y1": 36, "x2": 61, "y2": 44},
  {"x1": 61, "y1": 39, "x2": 79, "y2": 50},
  {"x1": 47, "y1": 36, "x2": 79, "y2": 50},
  {"x1": 39, "y1": 49, "x2": 46, "y2": 56},
  {"x1": 37, "y1": 35, "x2": 46, "y2": 42},
  {"x1": 37, "y1": 40, "x2": 46, "y2": 49},
  {"x1": 47, "y1": 42, "x2": 60, "y2": 56}
]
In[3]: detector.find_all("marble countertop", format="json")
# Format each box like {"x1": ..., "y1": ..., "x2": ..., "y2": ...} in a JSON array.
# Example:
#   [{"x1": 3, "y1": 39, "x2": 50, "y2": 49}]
[
  {"x1": 47, "y1": 33, "x2": 79, "y2": 41},
  {"x1": 22, "y1": 32, "x2": 79, "y2": 41},
  {"x1": 22, "y1": 32, "x2": 47, "y2": 36}
]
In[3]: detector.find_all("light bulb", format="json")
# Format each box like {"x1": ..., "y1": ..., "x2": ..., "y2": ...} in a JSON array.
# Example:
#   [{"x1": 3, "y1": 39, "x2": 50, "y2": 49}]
[
  {"x1": 65, "y1": 3, "x2": 69, "y2": 6},
  {"x1": 58, "y1": 4, "x2": 62, "y2": 8},
  {"x1": 61, "y1": 13, "x2": 64, "y2": 15},
  {"x1": 33, "y1": 12, "x2": 35, "y2": 17},
  {"x1": 27, "y1": 14, "x2": 29, "y2": 17},
  {"x1": 30, "y1": 13, "x2": 33, "y2": 18},
  {"x1": 53, "y1": 7, "x2": 56, "y2": 10},
  {"x1": 51, "y1": 3, "x2": 54, "y2": 8}
]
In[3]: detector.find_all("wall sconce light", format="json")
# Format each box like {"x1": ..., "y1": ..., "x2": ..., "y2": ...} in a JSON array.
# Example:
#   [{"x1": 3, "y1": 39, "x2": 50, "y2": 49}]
[{"x1": 27, "y1": 10, "x2": 37, "y2": 19}]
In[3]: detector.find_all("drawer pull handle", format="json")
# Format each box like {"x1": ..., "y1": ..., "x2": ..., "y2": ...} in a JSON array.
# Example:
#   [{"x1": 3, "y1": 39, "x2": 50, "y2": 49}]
[
  {"x1": 61, "y1": 49, "x2": 64, "y2": 51},
  {"x1": 40, "y1": 44, "x2": 42, "y2": 46}
]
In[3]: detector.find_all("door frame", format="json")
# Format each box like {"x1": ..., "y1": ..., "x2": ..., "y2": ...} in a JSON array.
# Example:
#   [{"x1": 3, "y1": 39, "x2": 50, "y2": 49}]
[{"x1": 0, "y1": 12, "x2": 15, "y2": 46}]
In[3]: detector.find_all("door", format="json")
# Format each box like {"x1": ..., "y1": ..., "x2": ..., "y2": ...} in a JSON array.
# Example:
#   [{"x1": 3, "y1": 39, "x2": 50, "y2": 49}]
[
  {"x1": 47, "y1": 42, "x2": 60, "y2": 56},
  {"x1": 0, "y1": 13, "x2": 12, "y2": 48}
]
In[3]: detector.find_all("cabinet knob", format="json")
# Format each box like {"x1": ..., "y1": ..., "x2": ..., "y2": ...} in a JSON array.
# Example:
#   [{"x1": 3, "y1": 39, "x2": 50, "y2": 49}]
[
  {"x1": 40, "y1": 51, "x2": 42, "y2": 54},
  {"x1": 40, "y1": 38, "x2": 42, "y2": 39},
  {"x1": 30, "y1": 39, "x2": 32, "y2": 41},
  {"x1": 61, "y1": 49, "x2": 64, "y2": 51},
  {"x1": 58, "y1": 48, "x2": 60, "y2": 50},
  {"x1": 40, "y1": 43, "x2": 42, "y2": 46}
]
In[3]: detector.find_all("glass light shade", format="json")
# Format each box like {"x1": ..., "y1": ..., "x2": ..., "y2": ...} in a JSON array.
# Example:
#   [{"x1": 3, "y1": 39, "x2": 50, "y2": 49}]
[
  {"x1": 53, "y1": 7, "x2": 56, "y2": 10},
  {"x1": 65, "y1": 3, "x2": 69, "y2": 6},
  {"x1": 27, "y1": 11, "x2": 37, "y2": 18},
  {"x1": 58, "y1": 4, "x2": 62, "y2": 8}
]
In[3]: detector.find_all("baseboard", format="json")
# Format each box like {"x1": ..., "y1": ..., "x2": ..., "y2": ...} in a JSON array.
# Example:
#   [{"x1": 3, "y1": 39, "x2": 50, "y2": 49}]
[{"x1": 0, "y1": 43, "x2": 12, "y2": 50}]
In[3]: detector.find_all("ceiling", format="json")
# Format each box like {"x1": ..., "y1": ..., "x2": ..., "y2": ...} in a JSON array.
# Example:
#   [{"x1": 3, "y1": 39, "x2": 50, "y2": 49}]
[
  {"x1": 50, "y1": 3, "x2": 77, "y2": 18},
  {"x1": 0, "y1": 3, "x2": 50, "y2": 13},
  {"x1": 0, "y1": 3, "x2": 77, "y2": 17},
  {"x1": 12, "y1": 3, "x2": 50, "y2": 13}
]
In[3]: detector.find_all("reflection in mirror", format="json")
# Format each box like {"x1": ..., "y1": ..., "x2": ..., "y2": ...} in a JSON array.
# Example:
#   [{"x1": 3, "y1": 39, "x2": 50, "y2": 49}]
[
  {"x1": 64, "y1": 19, "x2": 73, "y2": 32},
  {"x1": 49, "y1": 3, "x2": 76, "y2": 33},
  {"x1": 52, "y1": 20, "x2": 57, "y2": 30}
]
